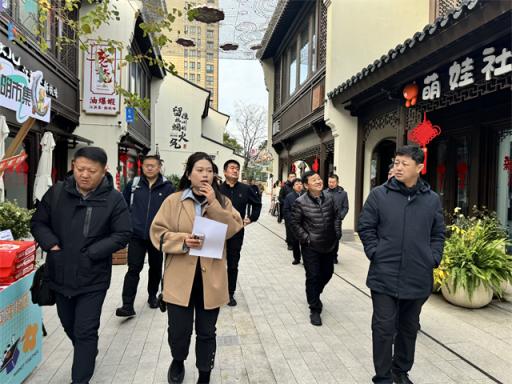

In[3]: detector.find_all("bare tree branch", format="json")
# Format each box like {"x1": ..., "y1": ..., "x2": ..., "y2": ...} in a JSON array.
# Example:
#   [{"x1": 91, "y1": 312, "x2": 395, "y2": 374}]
[{"x1": 233, "y1": 102, "x2": 267, "y2": 173}]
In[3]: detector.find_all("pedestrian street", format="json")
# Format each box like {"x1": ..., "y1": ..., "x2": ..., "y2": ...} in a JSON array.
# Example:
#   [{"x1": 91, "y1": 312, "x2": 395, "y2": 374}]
[{"x1": 25, "y1": 198, "x2": 512, "y2": 384}]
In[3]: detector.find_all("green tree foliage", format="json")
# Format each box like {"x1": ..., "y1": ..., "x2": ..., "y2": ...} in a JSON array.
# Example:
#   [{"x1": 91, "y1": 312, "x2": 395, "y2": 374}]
[{"x1": 223, "y1": 132, "x2": 243, "y2": 153}]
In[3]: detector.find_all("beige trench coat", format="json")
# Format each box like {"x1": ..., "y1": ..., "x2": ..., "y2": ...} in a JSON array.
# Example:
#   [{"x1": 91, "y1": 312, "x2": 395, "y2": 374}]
[{"x1": 150, "y1": 191, "x2": 243, "y2": 309}]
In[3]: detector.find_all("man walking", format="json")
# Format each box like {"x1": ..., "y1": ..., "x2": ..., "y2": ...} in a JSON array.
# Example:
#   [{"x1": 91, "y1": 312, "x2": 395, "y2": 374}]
[
  {"x1": 116, "y1": 154, "x2": 175, "y2": 317},
  {"x1": 278, "y1": 172, "x2": 296, "y2": 245},
  {"x1": 31, "y1": 147, "x2": 132, "y2": 384},
  {"x1": 220, "y1": 159, "x2": 262, "y2": 306},
  {"x1": 324, "y1": 174, "x2": 349, "y2": 264},
  {"x1": 283, "y1": 178, "x2": 304, "y2": 265},
  {"x1": 278, "y1": 172, "x2": 296, "y2": 224},
  {"x1": 358, "y1": 145, "x2": 445, "y2": 384},
  {"x1": 290, "y1": 171, "x2": 340, "y2": 326}
]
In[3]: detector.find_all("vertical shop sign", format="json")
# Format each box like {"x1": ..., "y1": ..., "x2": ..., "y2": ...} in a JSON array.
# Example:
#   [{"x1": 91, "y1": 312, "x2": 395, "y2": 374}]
[
  {"x1": 83, "y1": 42, "x2": 121, "y2": 115},
  {"x1": 169, "y1": 106, "x2": 189, "y2": 150}
]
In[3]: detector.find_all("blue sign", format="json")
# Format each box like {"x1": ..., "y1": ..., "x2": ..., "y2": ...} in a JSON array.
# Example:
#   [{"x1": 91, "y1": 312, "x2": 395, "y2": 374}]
[
  {"x1": 125, "y1": 107, "x2": 135, "y2": 124},
  {"x1": 7, "y1": 23, "x2": 14, "y2": 41},
  {"x1": 0, "y1": 273, "x2": 42, "y2": 383}
]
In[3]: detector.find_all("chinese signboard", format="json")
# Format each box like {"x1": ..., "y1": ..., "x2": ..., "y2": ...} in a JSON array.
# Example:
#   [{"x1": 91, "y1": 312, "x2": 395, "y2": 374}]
[
  {"x1": 0, "y1": 58, "x2": 51, "y2": 123},
  {"x1": 419, "y1": 45, "x2": 511, "y2": 102},
  {"x1": 170, "y1": 106, "x2": 189, "y2": 150},
  {"x1": 83, "y1": 42, "x2": 121, "y2": 115},
  {"x1": 0, "y1": 273, "x2": 42, "y2": 384}
]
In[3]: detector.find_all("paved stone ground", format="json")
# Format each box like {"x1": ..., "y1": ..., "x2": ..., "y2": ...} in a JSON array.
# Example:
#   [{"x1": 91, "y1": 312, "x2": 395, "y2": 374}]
[{"x1": 26, "y1": 196, "x2": 512, "y2": 384}]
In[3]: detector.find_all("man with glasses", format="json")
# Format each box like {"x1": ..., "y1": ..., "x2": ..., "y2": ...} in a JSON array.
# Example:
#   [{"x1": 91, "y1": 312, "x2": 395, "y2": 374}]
[{"x1": 116, "y1": 155, "x2": 175, "y2": 317}]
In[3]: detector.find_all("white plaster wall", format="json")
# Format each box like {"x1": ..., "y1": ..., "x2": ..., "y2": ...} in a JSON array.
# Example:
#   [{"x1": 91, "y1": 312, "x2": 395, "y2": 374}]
[
  {"x1": 363, "y1": 128, "x2": 397, "y2": 199},
  {"x1": 152, "y1": 75, "x2": 242, "y2": 177},
  {"x1": 73, "y1": 0, "x2": 140, "y2": 176},
  {"x1": 202, "y1": 108, "x2": 228, "y2": 143},
  {"x1": 324, "y1": 0, "x2": 430, "y2": 232}
]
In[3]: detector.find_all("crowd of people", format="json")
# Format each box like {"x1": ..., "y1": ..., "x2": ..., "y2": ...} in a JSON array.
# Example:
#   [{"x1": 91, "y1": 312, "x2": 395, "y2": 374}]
[{"x1": 30, "y1": 144, "x2": 445, "y2": 384}]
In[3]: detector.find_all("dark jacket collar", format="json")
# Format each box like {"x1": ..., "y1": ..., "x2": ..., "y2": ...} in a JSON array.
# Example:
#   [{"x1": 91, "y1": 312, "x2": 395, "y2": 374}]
[
  {"x1": 64, "y1": 172, "x2": 114, "y2": 199},
  {"x1": 385, "y1": 177, "x2": 431, "y2": 195}
]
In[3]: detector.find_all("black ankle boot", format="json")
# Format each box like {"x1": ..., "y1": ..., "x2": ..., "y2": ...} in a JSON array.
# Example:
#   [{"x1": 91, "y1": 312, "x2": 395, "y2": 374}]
[
  {"x1": 168, "y1": 360, "x2": 185, "y2": 383},
  {"x1": 197, "y1": 370, "x2": 211, "y2": 383}
]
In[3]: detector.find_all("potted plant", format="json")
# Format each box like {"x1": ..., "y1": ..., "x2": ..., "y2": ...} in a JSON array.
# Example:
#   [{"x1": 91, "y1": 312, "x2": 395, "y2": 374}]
[
  {"x1": 0, "y1": 200, "x2": 34, "y2": 240},
  {"x1": 439, "y1": 207, "x2": 512, "y2": 308}
]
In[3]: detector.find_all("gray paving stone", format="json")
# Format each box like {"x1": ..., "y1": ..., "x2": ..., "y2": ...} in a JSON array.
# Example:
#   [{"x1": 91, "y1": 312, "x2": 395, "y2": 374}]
[{"x1": 25, "y1": 196, "x2": 512, "y2": 383}]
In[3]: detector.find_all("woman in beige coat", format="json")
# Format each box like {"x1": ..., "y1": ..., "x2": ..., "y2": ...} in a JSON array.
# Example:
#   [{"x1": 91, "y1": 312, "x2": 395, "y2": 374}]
[{"x1": 150, "y1": 152, "x2": 242, "y2": 384}]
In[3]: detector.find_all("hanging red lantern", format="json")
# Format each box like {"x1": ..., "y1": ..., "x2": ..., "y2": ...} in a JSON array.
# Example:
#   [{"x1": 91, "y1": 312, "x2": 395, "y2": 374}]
[
  {"x1": 312, "y1": 157, "x2": 319, "y2": 172},
  {"x1": 290, "y1": 163, "x2": 296, "y2": 173},
  {"x1": 407, "y1": 112, "x2": 441, "y2": 174},
  {"x1": 456, "y1": 162, "x2": 468, "y2": 190},
  {"x1": 137, "y1": 158, "x2": 142, "y2": 176},
  {"x1": 403, "y1": 83, "x2": 418, "y2": 108},
  {"x1": 119, "y1": 152, "x2": 128, "y2": 164}
]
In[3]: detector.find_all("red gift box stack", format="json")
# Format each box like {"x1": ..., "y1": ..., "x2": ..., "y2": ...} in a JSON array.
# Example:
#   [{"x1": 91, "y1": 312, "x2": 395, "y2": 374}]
[{"x1": 0, "y1": 240, "x2": 37, "y2": 286}]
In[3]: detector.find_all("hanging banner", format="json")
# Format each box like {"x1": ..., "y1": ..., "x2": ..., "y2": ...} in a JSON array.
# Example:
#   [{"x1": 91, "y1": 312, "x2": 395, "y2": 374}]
[
  {"x1": 83, "y1": 42, "x2": 121, "y2": 115},
  {"x1": 0, "y1": 58, "x2": 51, "y2": 123},
  {"x1": 0, "y1": 273, "x2": 43, "y2": 384},
  {"x1": 0, "y1": 152, "x2": 28, "y2": 173}
]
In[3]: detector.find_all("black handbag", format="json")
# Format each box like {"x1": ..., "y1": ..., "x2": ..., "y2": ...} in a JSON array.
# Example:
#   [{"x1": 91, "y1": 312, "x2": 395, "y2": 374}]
[
  {"x1": 30, "y1": 263, "x2": 55, "y2": 306},
  {"x1": 157, "y1": 233, "x2": 167, "y2": 312}
]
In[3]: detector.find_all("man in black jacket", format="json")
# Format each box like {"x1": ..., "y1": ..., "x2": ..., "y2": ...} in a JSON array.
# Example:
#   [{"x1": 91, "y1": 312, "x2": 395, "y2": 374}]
[
  {"x1": 31, "y1": 147, "x2": 132, "y2": 384},
  {"x1": 116, "y1": 155, "x2": 175, "y2": 317},
  {"x1": 278, "y1": 172, "x2": 295, "y2": 229},
  {"x1": 358, "y1": 145, "x2": 445, "y2": 384},
  {"x1": 220, "y1": 159, "x2": 262, "y2": 306},
  {"x1": 324, "y1": 174, "x2": 349, "y2": 264},
  {"x1": 290, "y1": 171, "x2": 341, "y2": 326},
  {"x1": 283, "y1": 178, "x2": 304, "y2": 265}
]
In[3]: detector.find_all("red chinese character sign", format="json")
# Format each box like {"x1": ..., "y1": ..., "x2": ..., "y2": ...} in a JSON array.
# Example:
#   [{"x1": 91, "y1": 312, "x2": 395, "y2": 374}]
[
  {"x1": 407, "y1": 112, "x2": 441, "y2": 174},
  {"x1": 83, "y1": 42, "x2": 121, "y2": 115},
  {"x1": 0, "y1": 152, "x2": 28, "y2": 173}
]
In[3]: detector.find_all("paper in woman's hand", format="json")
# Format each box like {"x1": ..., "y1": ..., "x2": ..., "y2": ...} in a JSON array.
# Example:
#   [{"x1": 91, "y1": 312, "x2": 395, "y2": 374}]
[{"x1": 189, "y1": 216, "x2": 228, "y2": 259}]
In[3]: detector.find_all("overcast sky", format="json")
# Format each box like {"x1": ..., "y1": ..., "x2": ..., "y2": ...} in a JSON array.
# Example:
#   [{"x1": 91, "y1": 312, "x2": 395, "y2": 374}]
[{"x1": 218, "y1": 59, "x2": 268, "y2": 138}]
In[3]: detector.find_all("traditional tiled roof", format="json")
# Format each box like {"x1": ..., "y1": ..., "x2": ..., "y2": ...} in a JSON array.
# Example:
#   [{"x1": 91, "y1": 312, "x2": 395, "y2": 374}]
[{"x1": 327, "y1": 0, "x2": 481, "y2": 100}]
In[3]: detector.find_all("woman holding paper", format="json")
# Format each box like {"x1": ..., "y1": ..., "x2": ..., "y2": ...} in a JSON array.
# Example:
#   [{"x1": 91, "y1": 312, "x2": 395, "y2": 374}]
[{"x1": 150, "y1": 152, "x2": 243, "y2": 384}]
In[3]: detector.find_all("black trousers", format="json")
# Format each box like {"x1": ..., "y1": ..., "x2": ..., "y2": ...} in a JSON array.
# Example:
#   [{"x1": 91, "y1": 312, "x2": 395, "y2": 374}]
[
  {"x1": 286, "y1": 226, "x2": 301, "y2": 262},
  {"x1": 284, "y1": 219, "x2": 293, "y2": 246},
  {"x1": 121, "y1": 237, "x2": 163, "y2": 306},
  {"x1": 334, "y1": 241, "x2": 340, "y2": 261},
  {"x1": 167, "y1": 265, "x2": 220, "y2": 372},
  {"x1": 226, "y1": 231, "x2": 244, "y2": 296},
  {"x1": 371, "y1": 291, "x2": 428, "y2": 384},
  {"x1": 55, "y1": 290, "x2": 107, "y2": 384},
  {"x1": 302, "y1": 247, "x2": 334, "y2": 313}
]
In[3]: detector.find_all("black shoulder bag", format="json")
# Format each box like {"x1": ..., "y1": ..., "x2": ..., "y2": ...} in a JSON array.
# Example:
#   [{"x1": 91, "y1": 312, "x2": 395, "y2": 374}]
[{"x1": 30, "y1": 182, "x2": 63, "y2": 306}]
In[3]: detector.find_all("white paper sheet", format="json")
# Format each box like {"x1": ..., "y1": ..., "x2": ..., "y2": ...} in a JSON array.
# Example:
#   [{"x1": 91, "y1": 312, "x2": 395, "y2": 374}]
[{"x1": 189, "y1": 216, "x2": 228, "y2": 259}]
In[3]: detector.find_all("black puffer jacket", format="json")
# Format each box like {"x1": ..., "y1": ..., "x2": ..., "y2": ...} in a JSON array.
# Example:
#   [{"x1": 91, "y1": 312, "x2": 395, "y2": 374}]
[
  {"x1": 357, "y1": 178, "x2": 445, "y2": 299},
  {"x1": 290, "y1": 192, "x2": 341, "y2": 253},
  {"x1": 31, "y1": 173, "x2": 132, "y2": 296}
]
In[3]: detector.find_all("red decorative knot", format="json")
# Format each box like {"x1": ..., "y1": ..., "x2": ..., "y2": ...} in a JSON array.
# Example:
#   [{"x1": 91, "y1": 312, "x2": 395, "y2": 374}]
[
  {"x1": 291, "y1": 163, "x2": 296, "y2": 173},
  {"x1": 504, "y1": 156, "x2": 512, "y2": 173},
  {"x1": 407, "y1": 112, "x2": 441, "y2": 147},
  {"x1": 407, "y1": 113, "x2": 442, "y2": 175},
  {"x1": 456, "y1": 162, "x2": 468, "y2": 189}
]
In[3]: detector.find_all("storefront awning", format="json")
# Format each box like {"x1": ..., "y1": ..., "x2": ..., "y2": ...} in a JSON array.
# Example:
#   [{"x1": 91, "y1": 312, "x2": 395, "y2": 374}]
[{"x1": 326, "y1": 0, "x2": 510, "y2": 106}]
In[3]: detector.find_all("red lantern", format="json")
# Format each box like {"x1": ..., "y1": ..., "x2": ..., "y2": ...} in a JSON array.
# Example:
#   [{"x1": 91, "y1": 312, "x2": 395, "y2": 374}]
[
  {"x1": 407, "y1": 112, "x2": 441, "y2": 174},
  {"x1": 115, "y1": 172, "x2": 121, "y2": 191},
  {"x1": 290, "y1": 163, "x2": 296, "y2": 173},
  {"x1": 137, "y1": 158, "x2": 142, "y2": 176},
  {"x1": 456, "y1": 162, "x2": 468, "y2": 190},
  {"x1": 312, "y1": 157, "x2": 319, "y2": 172},
  {"x1": 403, "y1": 83, "x2": 418, "y2": 108}
]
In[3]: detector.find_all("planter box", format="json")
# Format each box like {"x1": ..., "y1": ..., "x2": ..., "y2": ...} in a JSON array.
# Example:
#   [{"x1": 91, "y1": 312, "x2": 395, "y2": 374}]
[
  {"x1": 441, "y1": 279, "x2": 493, "y2": 309},
  {"x1": 112, "y1": 247, "x2": 128, "y2": 265}
]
